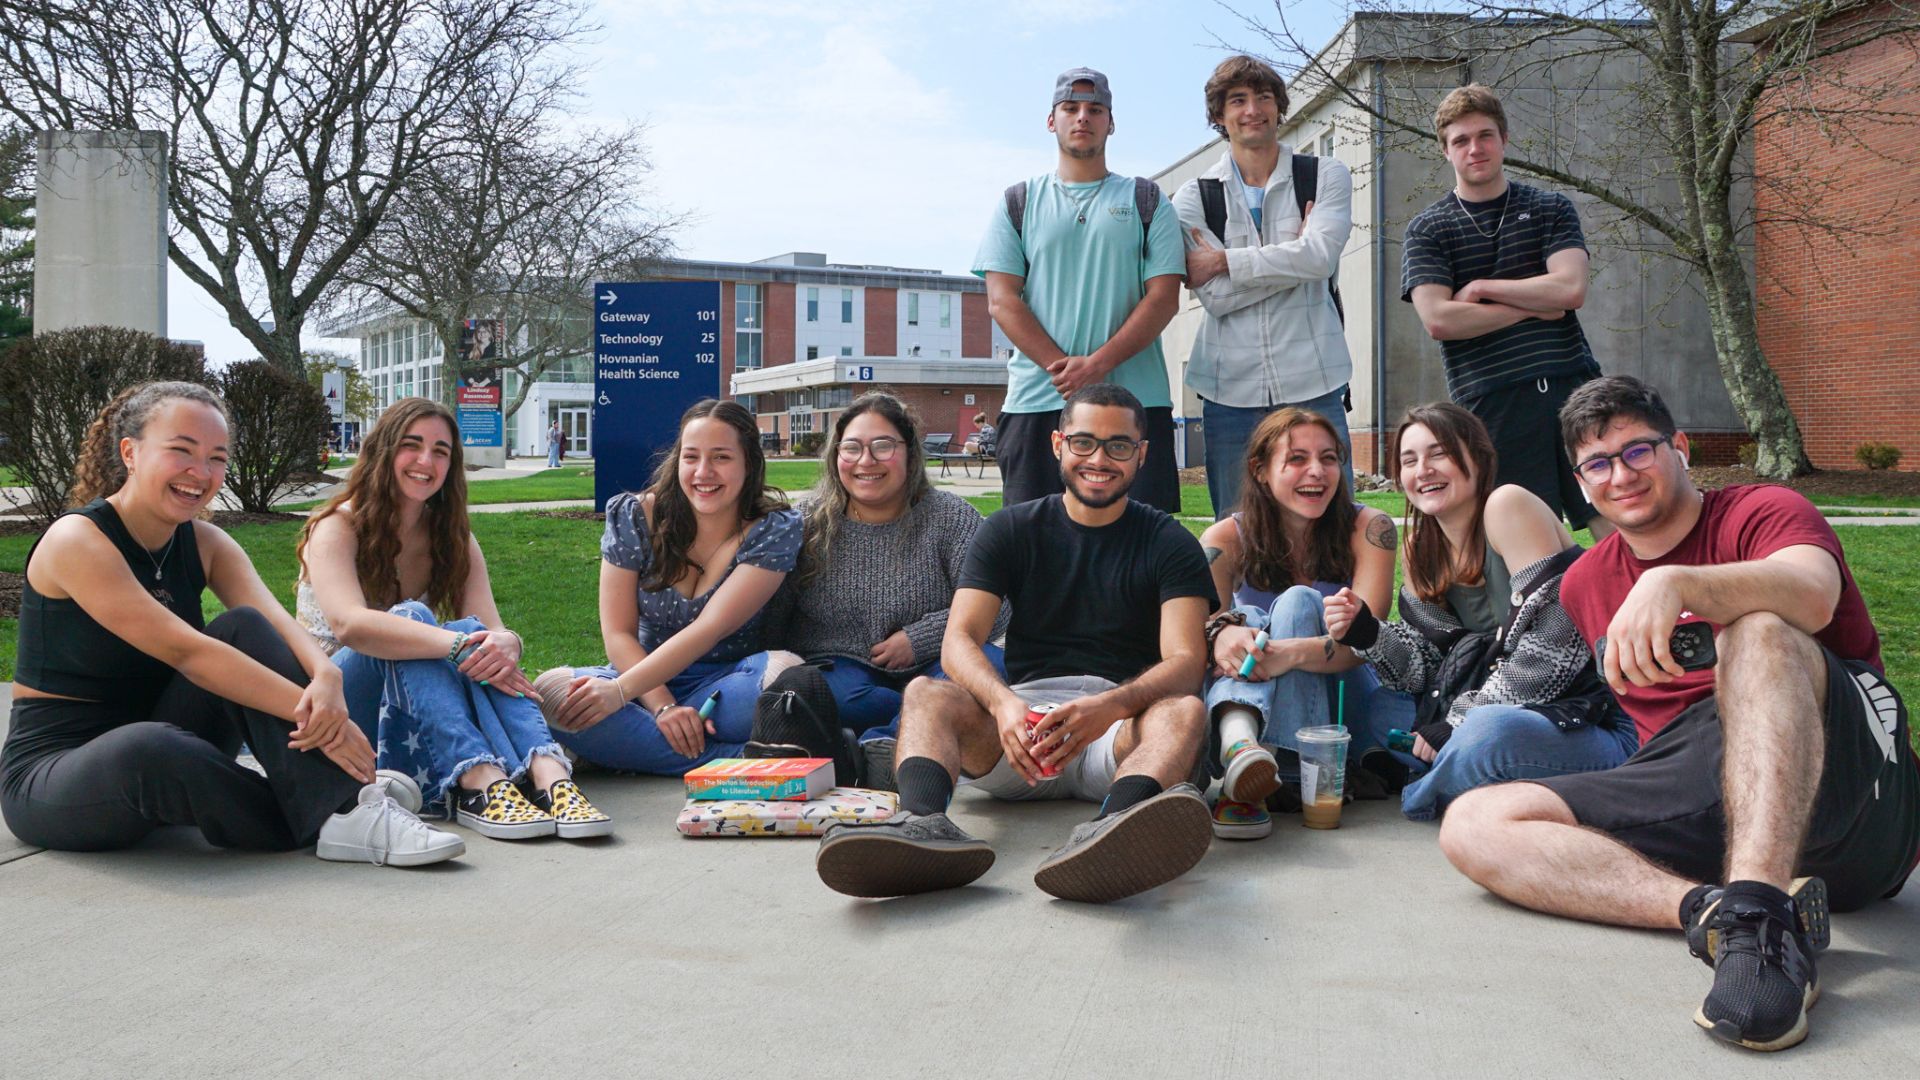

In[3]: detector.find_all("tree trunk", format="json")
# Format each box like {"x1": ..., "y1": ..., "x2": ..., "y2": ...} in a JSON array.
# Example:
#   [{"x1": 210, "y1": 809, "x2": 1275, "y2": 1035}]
[{"x1": 1696, "y1": 200, "x2": 1813, "y2": 479}]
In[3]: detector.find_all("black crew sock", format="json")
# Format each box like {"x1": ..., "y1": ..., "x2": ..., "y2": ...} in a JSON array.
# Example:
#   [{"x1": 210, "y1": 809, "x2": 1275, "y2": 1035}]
[
  {"x1": 1097, "y1": 775, "x2": 1163, "y2": 819},
  {"x1": 895, "y1": 757, "x2": 955, "y2": 816},
  {"x1": 1723, "y1": 880, "x2": 1797, "y2": 927}
]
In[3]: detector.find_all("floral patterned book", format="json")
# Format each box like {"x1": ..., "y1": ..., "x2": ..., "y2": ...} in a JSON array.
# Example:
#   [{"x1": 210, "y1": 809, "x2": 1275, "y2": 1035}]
[{"x1": 675, "y1": 787, "x2": 898, "y2": 838}]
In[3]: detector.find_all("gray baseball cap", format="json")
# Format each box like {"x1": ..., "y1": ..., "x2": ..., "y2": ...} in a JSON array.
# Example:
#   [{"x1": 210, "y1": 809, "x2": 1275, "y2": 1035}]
[{"x1": 1052, "y1": 67, "x2": 1112, "y2": 109}]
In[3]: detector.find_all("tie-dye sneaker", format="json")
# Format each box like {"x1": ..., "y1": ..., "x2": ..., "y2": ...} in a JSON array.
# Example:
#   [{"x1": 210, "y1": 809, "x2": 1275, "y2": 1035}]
[
  {"x1": 1220, "y1": 738, "x2": 1280, "y2": 804},
  {"x1": 453, "y1": 777, "x2": 554, "y2": 840},
  {"x1": 1211, "y1": 797, "x2": 1272, "y2": 840},
  {"x1": 533, "y1": 777, "x2": 613, "y2": 839}
]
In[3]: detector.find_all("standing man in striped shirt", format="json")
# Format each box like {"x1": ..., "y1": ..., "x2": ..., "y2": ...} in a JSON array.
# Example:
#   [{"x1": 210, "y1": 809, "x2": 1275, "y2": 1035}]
[{"x1": 1402, "y1": 84, "x2": 1609, "y2": 538}]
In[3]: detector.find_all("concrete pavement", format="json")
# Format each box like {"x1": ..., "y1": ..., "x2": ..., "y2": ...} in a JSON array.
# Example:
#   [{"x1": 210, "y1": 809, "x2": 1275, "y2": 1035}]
[{"x1": 2, "y1": 686, "x2": 1917, "y2": 1078}]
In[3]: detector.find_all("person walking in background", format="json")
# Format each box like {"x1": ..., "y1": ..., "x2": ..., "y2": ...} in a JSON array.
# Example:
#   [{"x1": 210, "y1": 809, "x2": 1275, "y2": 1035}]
[
  {"x1": 547, "y1": 419, "x2": 563, "y2": 468},
  {"x1": 1402, "y1": 84, "x2": 1610, "y2": 539},
  {"x1": 974, "y1": 67, "x2": 1185, "y2": 513},
  {"x1": 1173, "y1": 55, "x2": 1355, "y2": 517}
]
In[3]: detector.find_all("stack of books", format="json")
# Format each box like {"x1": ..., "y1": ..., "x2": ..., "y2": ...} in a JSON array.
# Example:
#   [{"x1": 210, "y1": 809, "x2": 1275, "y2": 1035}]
[{"x1": 676, "y1": 758, "x2": 897, "y2": 837}]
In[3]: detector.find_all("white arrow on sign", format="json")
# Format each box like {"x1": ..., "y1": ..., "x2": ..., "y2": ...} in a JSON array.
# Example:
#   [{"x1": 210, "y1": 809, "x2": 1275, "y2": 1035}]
[{"x1": 599, "y1": 290, "x2": 618, "y2": 305}]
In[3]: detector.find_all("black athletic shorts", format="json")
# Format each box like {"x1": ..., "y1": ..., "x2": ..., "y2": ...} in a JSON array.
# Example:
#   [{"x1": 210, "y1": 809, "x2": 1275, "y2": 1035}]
[
  {"x1": 996, "y1": 406, "x2": 1180, "y2": 514},
  {"x1": 1459, "y1": 371, "x2": 1597, "y2": 529},
  {"x1": 1539, "y1": 650, "x2": 1920, "y2": 911}
]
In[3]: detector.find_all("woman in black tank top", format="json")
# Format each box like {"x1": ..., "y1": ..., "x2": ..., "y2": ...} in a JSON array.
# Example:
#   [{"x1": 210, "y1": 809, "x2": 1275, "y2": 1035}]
[
  {"x1": 0, "y1": 382, "x2": 461, "y2": 866},
  {"x1": 1322, "y1": 403, "x2": 1630, "y2": 821}
]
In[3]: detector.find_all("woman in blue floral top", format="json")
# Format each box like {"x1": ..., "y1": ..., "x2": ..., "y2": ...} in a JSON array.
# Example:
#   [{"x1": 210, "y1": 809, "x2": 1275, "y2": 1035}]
[{"x1": 536, "y1": 400, "x2": 803, "y2": 774}]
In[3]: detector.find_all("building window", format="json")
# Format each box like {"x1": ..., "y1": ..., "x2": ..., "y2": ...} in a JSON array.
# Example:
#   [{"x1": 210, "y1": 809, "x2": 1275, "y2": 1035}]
[
  {"x1": 940, "y1": 294, "x2": 951, "y2": 328},
  {"x1": 841, "y1": 288, "x2": 853, "y2": 323},
  {"x1": 736, "y1": 333, "x2": 763, "y2": 370},
  {"x1": 1319, "y1": 132, "x2": 1335, "y2": 158},
  {"x1": 790, "y1": 411, "x2": 814, "y2": 435},
  {"x1": 940, "y1": 349, "x2": 951, "y2": 358},
  {"x1": 840, "y1": 346, "x2": 853, "y2": 356},
  {"x1": 806, "y1": 345, "x2": 819, "y2": 360},
  {"x1": 806, "y1": 287, "x2": 819, "y2": 323},
  {"x1": 818, "y1": 387, "x2": 852, "y2": 410},
  {"x1": 738, "y1": 393, "x2": 758, "y2": 412},
  {"x1": 735, "y1": 284, "x2": 763, "y2": 370},
  {"x1": 907, "y1": 293, "x2": 920, "y2": 326}
]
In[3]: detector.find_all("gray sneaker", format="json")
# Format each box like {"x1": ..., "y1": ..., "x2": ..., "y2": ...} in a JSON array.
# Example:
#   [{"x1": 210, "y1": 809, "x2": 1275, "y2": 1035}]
[
  {"x1": 861, "y1": 737, "x2": 897, "y2": 791},
  {"x1": 1034, "y1": 783, "x2": 1211, "y2": 903},
  {"x1": 815, "y1": 811, "x2": 994, "y2": 897}
]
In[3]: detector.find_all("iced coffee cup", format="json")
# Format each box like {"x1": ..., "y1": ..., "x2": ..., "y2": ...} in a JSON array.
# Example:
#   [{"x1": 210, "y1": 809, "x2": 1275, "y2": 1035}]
[{"x1": 1295, "y1": 725, "x2": 1351, "y2": 829}]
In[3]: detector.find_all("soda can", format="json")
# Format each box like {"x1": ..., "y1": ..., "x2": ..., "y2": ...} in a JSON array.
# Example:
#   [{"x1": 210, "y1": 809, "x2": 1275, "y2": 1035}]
[{"x1": 1025, "y1": 703, "x2": 1061, "y2": 778}]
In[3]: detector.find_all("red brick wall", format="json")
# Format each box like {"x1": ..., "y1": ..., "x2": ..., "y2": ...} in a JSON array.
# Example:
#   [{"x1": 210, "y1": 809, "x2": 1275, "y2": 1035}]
[
  {"x1": 765, "y1": 283, "x2": 796, "y2": 368},
  {"x1": 1753, "y1": 3, "x2": 1920, "y2": 471},
  {"x1": 865, "y1": 287, "x2": 897, "y2": 356},
  {"x1": 961, "y1": 292, "x2": 992, "y2": 357}
]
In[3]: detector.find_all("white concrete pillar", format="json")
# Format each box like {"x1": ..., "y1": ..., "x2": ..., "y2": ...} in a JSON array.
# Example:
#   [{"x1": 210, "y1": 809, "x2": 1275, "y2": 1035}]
[{"x1": 32, "y1": 131, "x2": 169, "y2": 336}]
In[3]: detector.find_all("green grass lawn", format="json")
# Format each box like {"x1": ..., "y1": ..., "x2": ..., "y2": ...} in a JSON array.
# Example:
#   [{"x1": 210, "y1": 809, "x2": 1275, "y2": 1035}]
[{"x1": 3, "y1": 508, "x2": 1914, "y2": 753}]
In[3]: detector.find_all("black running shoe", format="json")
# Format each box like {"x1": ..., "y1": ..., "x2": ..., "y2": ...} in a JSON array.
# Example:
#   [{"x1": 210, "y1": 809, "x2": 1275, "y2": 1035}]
[
  {"x1": 1683, "y1": 876, "x2": 1831, "y2": 968},
  {"x1": 1694, "y1": 894, "x2": 1820, "y2": 1051}
]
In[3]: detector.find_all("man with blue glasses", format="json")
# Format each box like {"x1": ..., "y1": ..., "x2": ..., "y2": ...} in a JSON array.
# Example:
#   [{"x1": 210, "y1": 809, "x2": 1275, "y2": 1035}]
[{"x1": 1437, "y1": 376, "x2": 1917, "y2": 1053}]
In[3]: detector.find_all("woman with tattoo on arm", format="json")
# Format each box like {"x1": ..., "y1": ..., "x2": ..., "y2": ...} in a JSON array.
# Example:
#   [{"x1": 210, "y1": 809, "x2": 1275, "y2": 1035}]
[
  {"x1": 1322, "y1": 403, "x2": 1635, "y2": 821},
  {"x1": 1199, "y1": 408, "x2": 1396, "y2": 838}
]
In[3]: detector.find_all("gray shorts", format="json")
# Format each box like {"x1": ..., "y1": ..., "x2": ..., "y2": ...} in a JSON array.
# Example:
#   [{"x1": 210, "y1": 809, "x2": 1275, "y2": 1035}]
[{"x1": 963, "y1": 676, "x2": 1123, "y2": 803}]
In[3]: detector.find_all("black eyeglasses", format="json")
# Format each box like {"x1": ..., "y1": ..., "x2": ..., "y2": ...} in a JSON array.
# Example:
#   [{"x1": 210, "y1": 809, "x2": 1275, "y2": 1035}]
[
  {"x1": 836, "y1": 437, "x2": 900, "y2": 462},
  {"x1": 1061, "y1": 433, "x2": 1141, "y2": 461},
  {"x1": 1575, "y1": 435, "x2": 1671, "y2": 484}
]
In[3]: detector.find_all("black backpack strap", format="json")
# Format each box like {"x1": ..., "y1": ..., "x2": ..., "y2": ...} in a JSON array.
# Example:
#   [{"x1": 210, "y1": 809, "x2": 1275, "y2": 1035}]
[
  {"x1": 1002, "y1": 180, "x2": 1030, "y2": 274},
  {"x1": 1133, "y1": 176, "x2": 1159, "y2": 260},
  {"x1": 1293, "y1": 152, "x2": 1345, "y2": 325},
  {"x1": 1198, "y1": 178, "x2": 1227, "y2": 244}
]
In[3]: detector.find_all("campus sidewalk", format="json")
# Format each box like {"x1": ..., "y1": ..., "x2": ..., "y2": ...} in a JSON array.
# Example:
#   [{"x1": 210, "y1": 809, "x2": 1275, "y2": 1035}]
[{"x1": 2, "y1": 686, "x2": 1916, "y2": 1077}]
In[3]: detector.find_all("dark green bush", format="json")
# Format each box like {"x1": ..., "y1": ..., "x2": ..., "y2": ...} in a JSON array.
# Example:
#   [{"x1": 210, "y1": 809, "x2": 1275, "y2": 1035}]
[
  {"x1": 216, "y1": 360, "x2": 332, "y2": 512},
  {"x1": 0, "y1": 325, "x2": 209, "y2": 523},
  {"x1": 1854, "y1": 441, "x2": 1902, "y2": 471}
]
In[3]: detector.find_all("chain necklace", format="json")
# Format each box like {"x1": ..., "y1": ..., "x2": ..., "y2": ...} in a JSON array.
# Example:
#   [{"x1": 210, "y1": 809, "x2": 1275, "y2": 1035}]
[
  {"x1": 142, "y1": 530, "x2": 177, "y2": 582},
  {"x1": 1062, "y1": 172, "x2": 1112, "y2": 224},
  {"x1": 1454, "y1": 189, "x2": 1509, "y2": 240}
]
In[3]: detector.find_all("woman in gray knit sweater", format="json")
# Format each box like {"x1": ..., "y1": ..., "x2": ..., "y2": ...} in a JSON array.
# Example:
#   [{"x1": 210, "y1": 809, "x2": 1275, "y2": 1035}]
[{"x1": 764, "y1": 393, "x2": 1007, "y2": 742}]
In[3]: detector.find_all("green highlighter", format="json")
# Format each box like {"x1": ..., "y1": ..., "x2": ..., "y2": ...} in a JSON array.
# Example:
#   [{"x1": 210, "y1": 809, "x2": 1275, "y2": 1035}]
[{"x1": 1238, "y1": 630, "x2": 1270, "y2": 678}]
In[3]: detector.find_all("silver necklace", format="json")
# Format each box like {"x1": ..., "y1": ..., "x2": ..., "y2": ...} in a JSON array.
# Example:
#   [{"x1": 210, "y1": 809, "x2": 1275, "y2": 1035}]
[
  {"x1": 142, "y1": 530, "x2": 177, "y2": 581},
  {"x1": 1454, "y1": 190, "x2": 1508, "y2": 239},
  {"x1": 1062, "y1": 173, "x2": 1111, "y2": 224}
]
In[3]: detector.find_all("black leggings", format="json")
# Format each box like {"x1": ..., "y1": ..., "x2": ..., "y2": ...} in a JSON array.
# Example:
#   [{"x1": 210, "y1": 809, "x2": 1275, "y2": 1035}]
[{"x1": 1, "y1": 608, "x2": 364, "y2": 852}]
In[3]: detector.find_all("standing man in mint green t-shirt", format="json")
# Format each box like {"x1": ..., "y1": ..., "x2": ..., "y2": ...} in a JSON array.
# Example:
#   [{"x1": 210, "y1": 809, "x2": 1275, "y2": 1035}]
[{"x1": 973, "y1": 67, "x2": 1187, "y2": 512}]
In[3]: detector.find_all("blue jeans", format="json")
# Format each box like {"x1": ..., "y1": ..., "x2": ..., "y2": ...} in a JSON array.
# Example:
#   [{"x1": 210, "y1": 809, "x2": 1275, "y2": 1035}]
[
  {"x1": 1202, "y1": 386, "x2": 1354, "y2": 520},
  {"x1": 550, "y1": 652, "x2": 777, "y2": 775},
  {"x1": 547, "y1": 444, "x2": 561, "y2": 467},
  {"x1": 333, "y1": 601, "x2": 565, "y2": 813},
  {"x1": 1365, "y1": 691, "x2": 1641, "y2": 821},
  {"x1": 1204, "y1": 585, "x2": 1385, "y2": 780},
  {"x1": 836, "y1": 644, "x2": 1007, "y2": 743}
]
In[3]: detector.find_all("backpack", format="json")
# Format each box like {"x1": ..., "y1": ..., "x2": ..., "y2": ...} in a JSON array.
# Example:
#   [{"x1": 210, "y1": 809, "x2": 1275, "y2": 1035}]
[
  {"x1": 1003, "y1": 175, "x2": 1162, "y2": 265},
  {"x1": 1197, "y1": 154, "x2": 1344, "y2": 325},
  {"x1": 750, "y1": 663, "x2": 854, "y2": 786}
]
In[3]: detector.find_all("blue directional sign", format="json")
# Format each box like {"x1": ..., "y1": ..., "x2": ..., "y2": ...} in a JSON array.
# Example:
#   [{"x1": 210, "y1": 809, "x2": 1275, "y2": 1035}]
[{"x1": 593, "y1": 281, "x2": 723, "y2": 510}]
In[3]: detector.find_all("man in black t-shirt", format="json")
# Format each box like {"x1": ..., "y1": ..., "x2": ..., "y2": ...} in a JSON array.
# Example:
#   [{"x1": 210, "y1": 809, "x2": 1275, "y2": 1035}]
[
  {"x1": 815, "y1": 384, "x2": 1217, "y2": 904},
  {"x1": 1401, "y1": 83, "x2": 1608, "y2": 536}
]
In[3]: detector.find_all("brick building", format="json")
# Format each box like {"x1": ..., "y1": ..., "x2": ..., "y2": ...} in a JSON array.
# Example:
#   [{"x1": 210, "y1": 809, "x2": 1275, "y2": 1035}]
[
  {"x1": 1743, "y1": 4, "x2": 1920, "y2": 470},
  {"x1": 666, "y1": 252, "x2": 1011, "y2": 452}
]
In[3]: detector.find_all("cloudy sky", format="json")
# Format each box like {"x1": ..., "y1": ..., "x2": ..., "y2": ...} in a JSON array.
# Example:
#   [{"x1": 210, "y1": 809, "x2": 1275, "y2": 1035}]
[{"x1": 168, "y1": 0, "x2": 1347, "y2": 364}]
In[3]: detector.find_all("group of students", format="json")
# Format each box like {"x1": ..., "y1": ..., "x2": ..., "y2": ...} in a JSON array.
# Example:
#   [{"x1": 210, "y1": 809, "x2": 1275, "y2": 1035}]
[{"x1": 4, "y1": 59, "x2": 1916, "y2": 1057}]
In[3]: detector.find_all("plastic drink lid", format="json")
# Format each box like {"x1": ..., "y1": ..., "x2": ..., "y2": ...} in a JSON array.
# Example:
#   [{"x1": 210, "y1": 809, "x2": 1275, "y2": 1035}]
[{"x1": 1295, "y1": 725, "x2": 1351, "y2": 745}]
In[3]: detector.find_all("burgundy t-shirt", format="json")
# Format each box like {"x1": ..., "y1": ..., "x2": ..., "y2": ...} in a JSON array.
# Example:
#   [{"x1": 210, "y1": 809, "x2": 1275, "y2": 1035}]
[{"x1": 1561, "y1": 485, "x2": 1883, "y2": 744}]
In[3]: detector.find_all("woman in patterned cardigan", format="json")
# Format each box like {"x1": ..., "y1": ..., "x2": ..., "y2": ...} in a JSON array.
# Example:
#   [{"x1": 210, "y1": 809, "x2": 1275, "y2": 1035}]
[{"x1": 1324, "y1": 403, "x2": 1636, "y2": 821}]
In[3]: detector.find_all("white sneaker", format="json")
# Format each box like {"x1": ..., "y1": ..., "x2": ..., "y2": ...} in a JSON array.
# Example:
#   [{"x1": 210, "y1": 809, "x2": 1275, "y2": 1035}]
[
  {"x1": 316, "y1": 783, "x2": 465, "y2": 867},
  {"x1": 373, "y1": 769, "x2": 423, "y2": 814}
]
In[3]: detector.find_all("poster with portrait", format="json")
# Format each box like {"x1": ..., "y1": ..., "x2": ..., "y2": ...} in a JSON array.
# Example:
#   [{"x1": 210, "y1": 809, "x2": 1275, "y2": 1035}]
[{"x1": 456, "y1": 318, "x2": 505, "y2": 447}]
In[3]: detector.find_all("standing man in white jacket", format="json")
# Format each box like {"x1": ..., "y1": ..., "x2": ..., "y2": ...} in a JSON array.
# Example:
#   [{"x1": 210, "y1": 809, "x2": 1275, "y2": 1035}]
[{"x1": 1174, "y1": 55, "x2": 1355, "y2": 518}]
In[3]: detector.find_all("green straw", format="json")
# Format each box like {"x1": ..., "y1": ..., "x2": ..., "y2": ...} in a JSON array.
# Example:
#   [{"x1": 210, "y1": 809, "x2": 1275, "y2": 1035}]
[{"x1": 1336, "y1": 681, "x2": 1345, "y2": 728}]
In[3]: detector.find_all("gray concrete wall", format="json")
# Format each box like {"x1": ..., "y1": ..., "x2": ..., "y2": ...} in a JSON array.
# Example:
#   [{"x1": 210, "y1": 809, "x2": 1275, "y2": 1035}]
[{"x1": 32, "y1": 131, "x2": 169, "y2": 336}]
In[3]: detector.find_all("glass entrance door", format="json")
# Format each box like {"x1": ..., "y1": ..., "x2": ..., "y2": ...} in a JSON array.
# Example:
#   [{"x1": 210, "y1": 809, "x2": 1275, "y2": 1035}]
[{"x1": 560, "y1": 407, "x2": 591, "y2": 458}]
